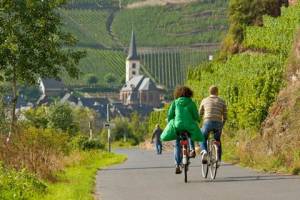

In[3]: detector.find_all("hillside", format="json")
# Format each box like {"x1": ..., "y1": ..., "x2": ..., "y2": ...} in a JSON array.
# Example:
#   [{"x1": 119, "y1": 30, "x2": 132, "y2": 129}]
[
  {"x1": 248, "y1": 32, "x2": 300, "y2": 173},
  {"x1": 63, "y1": 0, "x2": 228, "y2": 48},
  {"x1": 148, "y1": 2, "x2": 300, "y2": 173},
  {"x1": 60, "y1": 0, "x2": 228, "y2": 88},
  {"x1": 188, "y1": 2, "x2": 300, "y2": 173}
]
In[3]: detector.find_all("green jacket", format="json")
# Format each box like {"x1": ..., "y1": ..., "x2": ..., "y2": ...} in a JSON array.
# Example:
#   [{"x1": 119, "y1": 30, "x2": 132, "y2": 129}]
[
  {"x1": 160, "y1": 97, "x2": 203, "y2": 142},
  {"x1": 167, "y1": 97, "x2": 200, "y2": 128}
]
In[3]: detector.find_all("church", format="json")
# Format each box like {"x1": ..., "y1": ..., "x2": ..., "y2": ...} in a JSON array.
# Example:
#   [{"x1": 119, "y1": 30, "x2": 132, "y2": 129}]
[{"x1": 120, "y1": 32, "x2": 161, "y2": 108}]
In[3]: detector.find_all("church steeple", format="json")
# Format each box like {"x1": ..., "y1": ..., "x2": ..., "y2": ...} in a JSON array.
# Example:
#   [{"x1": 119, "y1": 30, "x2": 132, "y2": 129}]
[
  {"x1": 125, "y1": 31, "x2": 141, "y2": 82},
  {"x1": 127, "y1": 31, "x2": 139, "y2": 60}
]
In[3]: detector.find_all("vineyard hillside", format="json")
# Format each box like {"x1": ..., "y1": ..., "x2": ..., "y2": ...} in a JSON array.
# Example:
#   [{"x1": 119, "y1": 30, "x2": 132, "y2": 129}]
[
  {"x1": 60, "y1": 0, "x2": 228, "y2": 88},
  {"x1": 63, "y1": 0, "x2": 228, "y2": 48},
  {"x1": 148, "y1": 2, "x2": 300, "y2": 173}
]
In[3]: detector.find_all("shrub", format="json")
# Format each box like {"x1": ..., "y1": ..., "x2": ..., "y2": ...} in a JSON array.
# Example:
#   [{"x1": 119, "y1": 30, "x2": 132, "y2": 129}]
[
  {"x1": 23, "y1": 106, "x2": 48, "y2": 128},
  {"x1": 0, "y1": 164, "x2": 46, "y2": 200},
  {"x1": 48, "y1": 103, "x2": 79, "y2": 134},
  {"x1": 71, "y1": 135, "x2": 104, "y2": 151},
  {"x1": 0, "y1": 127, "x2": 69, "y2": 180}
]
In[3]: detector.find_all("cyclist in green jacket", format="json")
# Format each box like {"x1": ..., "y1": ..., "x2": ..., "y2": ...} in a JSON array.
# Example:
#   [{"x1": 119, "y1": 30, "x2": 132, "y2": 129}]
[{"x1": 160, "y1": 86, "x2": 203, "y2": 174}]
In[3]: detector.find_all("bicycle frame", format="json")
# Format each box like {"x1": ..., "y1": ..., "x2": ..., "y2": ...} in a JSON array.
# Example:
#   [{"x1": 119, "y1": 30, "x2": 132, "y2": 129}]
[
  {"x1": 181, "y1": 139, "x2": 189, "y2": 165},
  {"x1": 179, "y1": 131, "x2": 190, "y2": 183}
]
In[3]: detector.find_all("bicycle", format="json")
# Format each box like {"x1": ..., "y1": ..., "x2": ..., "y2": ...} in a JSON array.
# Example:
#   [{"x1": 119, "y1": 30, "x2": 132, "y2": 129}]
[
  {"x1": 201, "y1": 132, "x2": 220, "y2": 180},
  {"x1": 178, "y1": 131, "x2": 191, "y2": 183}
]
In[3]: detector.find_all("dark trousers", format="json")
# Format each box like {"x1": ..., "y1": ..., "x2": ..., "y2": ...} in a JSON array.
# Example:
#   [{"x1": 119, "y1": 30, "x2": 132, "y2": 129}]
[{"x1": 156, "y1": 141, "x2": 162, "y2": 154}]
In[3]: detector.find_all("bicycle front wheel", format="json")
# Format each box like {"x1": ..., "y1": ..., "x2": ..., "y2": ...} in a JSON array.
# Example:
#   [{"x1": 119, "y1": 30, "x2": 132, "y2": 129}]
[
  {"x1": 209, "y1": 143, "x2": 219, "y2": 179},
  {"x1": 201, "y1": 155, "x2": 209, "y2": 178}
]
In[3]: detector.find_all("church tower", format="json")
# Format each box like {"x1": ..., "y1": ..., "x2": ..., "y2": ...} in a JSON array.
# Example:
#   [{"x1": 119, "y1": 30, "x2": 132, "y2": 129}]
[{"x1": 126, "y1": 31, "x2": 140, "y2": 82}]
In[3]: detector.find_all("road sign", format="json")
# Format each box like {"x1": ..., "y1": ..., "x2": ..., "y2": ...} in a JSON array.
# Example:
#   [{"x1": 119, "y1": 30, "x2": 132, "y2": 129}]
[{"x1": 104, "y1": 122, "x2": 115, "y2": 129}]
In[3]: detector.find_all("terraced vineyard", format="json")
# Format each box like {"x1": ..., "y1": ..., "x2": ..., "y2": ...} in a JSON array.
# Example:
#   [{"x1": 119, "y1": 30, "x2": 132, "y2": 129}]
[
  {"x1": 60, "y1": 0, "x2": 228, "y2": 88},
  {"x1": 140, "y1": 48, "x2": 215, "y2": 88},
  {"x1": 113, "y1": 1, "x2": 228, "y2": 46},
  {"x1": 63, "y1": 47, "x2": 216, "y2": 88},
  {"x1": 62, "y1": 0, "x2": 228, "y2": 48},
  {"x1": 60, "y1": 9, "x2": 116, "y2": 48},
  {"x1": 63, "y1": 48, "x2": 126, "y2": 86}
]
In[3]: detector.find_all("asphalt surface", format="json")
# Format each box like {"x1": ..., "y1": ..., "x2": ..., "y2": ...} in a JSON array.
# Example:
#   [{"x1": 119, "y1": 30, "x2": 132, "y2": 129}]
[{"x1": 96, "y1": 149, "x2": 300, "y2": 200}]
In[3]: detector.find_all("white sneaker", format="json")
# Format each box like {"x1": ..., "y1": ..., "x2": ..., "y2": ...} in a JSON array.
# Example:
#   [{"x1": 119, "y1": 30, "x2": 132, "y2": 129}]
[{"x1": 200, "y1": 150, "x2": 207, "y2": 155}]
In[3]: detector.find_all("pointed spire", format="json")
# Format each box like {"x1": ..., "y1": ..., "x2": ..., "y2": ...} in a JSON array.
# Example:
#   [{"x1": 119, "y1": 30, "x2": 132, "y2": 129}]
[{"x1": 127, "y1": 31, "x2": 139, "y2": 60}]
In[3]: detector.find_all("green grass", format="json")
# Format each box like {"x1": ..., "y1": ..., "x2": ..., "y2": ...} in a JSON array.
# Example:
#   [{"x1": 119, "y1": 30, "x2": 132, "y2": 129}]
[{"x1": 35, "y1": 151, "x2": 126, "y2": 200}]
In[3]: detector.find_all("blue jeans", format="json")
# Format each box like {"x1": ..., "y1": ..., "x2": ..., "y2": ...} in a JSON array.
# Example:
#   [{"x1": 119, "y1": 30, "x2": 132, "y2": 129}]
[
  {"x1": 156, "y1": 141, "x2": 162, "y2": 154},
  {"x1": 200, "y1": 121, "x2": 223, "y2": 161},
  {"x1": 174, "y1": 138, "x2": 194, "y2": 165}
]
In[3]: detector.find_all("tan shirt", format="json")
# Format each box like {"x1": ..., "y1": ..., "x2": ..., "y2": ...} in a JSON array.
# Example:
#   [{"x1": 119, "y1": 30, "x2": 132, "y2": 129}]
[{"x1": 199, "y1": 95, "x2": 227, "y2": 123}]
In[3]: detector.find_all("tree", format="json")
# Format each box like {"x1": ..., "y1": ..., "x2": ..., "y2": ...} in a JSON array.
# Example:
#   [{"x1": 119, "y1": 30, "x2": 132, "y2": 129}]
[
  {"x1": 111, "y1": 117, "x2": 133, "y2": 142},
  {"x1": 86, "y1": 74, "x2": 98, "y2": 87},
  {"x1": 0, "y1": 1, "x2": 85, "y2": 137},
  {"x1": 104, "y1": 73, "x2": 117, "y2": 86},
  {"x1": 48, "y1": 103, "x2": 78, "y2": 134},
  {"x1": 129, "y1": 112, "x2": 148, "y2": 143},
  {"x1": 24, "y1": 106, "x2": 49, "y2": 129}
]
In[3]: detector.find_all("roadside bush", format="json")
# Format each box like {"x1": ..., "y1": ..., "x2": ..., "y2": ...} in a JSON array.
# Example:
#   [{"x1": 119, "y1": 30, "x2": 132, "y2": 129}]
[
  {"x1": 24, "y1": 106, "x2": 48, "y2": 128},
  {"x1": 0, "y1": 126, "x2": 69, "y2": 180},
  {"x1": 24, "y1": 103, "x2": 80, "y2": 135},
  {"x1": 71, "y1": 135, "x2": 104, "y2": 151},
  {"x1": 0, "y1": 163, "x2": 46, "y2": 200},
  {"x1": 48, "y1": 103, "x2": 79, "y2": 134}
]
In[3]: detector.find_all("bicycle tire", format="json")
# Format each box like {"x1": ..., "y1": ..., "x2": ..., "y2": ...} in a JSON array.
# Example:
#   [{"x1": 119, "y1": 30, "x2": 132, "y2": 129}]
[
  {"x1": 209, "y1": 143, "x2": 219, "y2": 179},
  {"x1": 201, "y1": 150, "x2": 209, "y2": 178}
]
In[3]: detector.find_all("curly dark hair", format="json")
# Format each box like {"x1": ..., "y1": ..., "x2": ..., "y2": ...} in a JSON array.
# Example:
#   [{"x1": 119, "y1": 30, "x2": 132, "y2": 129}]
[{"x1": 174, "y1": 86, "x2": 193, "y2": 99}]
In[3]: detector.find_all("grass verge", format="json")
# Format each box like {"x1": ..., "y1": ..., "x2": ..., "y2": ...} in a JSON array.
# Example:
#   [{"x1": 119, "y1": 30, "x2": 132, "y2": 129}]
[{"x1": 34, "y1": 150, "x2": 126, "y2": 200}]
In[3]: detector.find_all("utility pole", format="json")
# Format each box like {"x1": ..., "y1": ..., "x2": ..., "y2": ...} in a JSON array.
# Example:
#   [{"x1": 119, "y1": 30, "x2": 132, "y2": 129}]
[
  {"x1": 107, "y1": 104, "x2": 111, "y2": 152},
  {"x1": 89, "y1": 121, "x2": 93, "y2": 141}
]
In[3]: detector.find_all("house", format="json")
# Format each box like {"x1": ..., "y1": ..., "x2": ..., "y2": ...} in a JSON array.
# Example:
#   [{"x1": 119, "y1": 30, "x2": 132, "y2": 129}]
[
  {"x1": 120, "y1": 32, "x2": 162, "y2": 108},
  {"x1": 39, "y1": 78, "x2": 67, "y2": 96}
]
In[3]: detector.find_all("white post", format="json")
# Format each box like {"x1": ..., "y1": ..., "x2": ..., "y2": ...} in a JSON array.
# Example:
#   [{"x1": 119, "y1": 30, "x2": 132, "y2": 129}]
[
  {"x1": 89, "y1": 121, "x2": 93, "y2": 141},
  {"x1": 107, "y1": 104, "x2": 111, "y2": 152}
]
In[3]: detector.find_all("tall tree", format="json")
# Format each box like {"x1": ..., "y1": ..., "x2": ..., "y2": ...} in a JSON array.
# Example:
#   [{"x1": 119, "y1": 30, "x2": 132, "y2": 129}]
[{"x1": 0, "y1": 0, "x2": 85, "y2": 137}]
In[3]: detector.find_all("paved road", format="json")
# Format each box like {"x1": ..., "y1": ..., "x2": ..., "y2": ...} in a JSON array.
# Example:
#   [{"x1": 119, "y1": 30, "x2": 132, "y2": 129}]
[{"x1": 96, "y1": 149, "x2": 300, "y2": 200}]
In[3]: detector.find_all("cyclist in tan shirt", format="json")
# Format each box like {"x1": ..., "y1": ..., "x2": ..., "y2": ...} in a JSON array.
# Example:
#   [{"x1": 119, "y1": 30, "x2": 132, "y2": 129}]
[{"x1": 199, "y1": 85, "x2": 227, "y2": 164}]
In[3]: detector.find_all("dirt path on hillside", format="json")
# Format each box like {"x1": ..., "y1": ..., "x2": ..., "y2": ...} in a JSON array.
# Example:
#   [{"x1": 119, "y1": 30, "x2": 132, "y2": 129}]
[
  {"x1": 105, "y1": 9, "x2": 124, "y2": 48},
  {"x1": 126, "y1": 0, "x2": 197, "y2": 9}
]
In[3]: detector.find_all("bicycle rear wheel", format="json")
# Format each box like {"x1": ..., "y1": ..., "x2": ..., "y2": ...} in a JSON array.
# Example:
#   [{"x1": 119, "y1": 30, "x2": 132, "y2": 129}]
[{"x1": 209, "y1": 143, "x2": 219, "y2": 179}]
